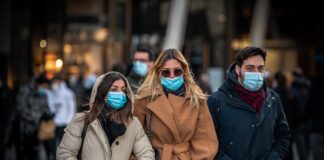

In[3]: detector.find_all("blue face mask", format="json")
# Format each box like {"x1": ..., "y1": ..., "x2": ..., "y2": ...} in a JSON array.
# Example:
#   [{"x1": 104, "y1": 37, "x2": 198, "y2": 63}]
[
  {"x1": 106, "y1": 92, "x2": 127, "y2": 110},
  {"x1": 37, "y1": 87, "x2": 47, "y2": 96},
  {"x1": 161, "y1": 76, "x2": 184, "y2": 91},
  {"x1": 133, "y1": 61, "x2": 148, "y2": 77},
  {"x1": 243, "y1": 72, "x2": 264, "y2": 91}
]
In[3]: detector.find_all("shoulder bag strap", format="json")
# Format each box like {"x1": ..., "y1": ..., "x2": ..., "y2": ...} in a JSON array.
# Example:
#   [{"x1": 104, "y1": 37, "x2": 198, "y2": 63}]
[
  {"x1": 146, "y1": 111, "x2": 152, "y2": 140},
  {"x1": 77, "y1": 114, "x2": 88, "y2": 160}
]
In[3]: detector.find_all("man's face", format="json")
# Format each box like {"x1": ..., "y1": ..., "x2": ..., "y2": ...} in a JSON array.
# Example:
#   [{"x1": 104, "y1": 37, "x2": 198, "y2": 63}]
[
  {"x1": 133, "y1": 52, "x2": 153, "y2": 69},
  {"x1": 133, "y1": 52, "x2": 150, "y2": 63},
  {"x1": 235, "y1": 55, "x2": 265, "y2": 83}
]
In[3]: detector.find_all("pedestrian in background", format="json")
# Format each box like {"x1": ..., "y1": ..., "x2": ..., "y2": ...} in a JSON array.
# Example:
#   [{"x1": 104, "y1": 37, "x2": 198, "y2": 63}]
[
  {"x1": 48, "y1": 76, "x2": 76, "y2": 144},
  {"x1": 16, "y1": 75, "x2": 54, "y2": 160},
  {"x1": 127, "y1": 48, "x2": 155, "y2": 93}
]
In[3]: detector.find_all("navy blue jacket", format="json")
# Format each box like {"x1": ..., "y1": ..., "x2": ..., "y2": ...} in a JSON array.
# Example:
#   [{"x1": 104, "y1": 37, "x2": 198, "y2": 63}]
[{"x1": 207, "y1": 63, "x2": 291, "y2": 160}]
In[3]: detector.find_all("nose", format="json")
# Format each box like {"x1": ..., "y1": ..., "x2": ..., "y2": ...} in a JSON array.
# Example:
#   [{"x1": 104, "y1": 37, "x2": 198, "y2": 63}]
[
  {"x1": 252, "y1": 68, "x2": 258, "y2": 72},
  {"x1": 169, "y1": 70, "x2": 175, "y2": 78}
]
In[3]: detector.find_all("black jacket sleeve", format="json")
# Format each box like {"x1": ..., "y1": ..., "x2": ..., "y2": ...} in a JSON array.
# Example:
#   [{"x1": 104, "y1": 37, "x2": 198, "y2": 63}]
[
  {"x1": 266, "y1": 95, "x2": 291, "y2": 160},
  {"x1": 207, "y1": 94, "x2": 234, "y2": 160}
]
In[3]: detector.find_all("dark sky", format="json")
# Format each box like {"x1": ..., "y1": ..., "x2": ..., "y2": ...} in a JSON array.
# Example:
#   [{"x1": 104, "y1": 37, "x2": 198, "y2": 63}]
[{"x1": 271, "y1": 0, "x2": 324, "y2": 44}]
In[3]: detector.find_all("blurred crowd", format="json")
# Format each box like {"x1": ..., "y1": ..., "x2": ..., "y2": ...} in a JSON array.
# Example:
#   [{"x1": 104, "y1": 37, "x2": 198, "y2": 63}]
[{"x1": 270, "y1": 68, "x2": 324, "y2": 160}]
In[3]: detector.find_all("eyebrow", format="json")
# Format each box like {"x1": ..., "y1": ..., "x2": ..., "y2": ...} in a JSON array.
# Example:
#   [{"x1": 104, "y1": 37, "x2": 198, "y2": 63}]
[
  {"x1": 162, "y1": 67, "x2": 182, "y2": 70},
  {"x1": 111, "y1": 85, "x2": 126, "y2": 88},
  {"x1": 246, "y1": 64, "x2": 264, "y2": 67}
]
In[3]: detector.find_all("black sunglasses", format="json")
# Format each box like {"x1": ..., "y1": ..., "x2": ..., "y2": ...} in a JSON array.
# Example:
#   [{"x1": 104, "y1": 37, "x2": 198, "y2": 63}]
[{"x1": 160, "y1": 68, "x2": 183, "y2": 77}]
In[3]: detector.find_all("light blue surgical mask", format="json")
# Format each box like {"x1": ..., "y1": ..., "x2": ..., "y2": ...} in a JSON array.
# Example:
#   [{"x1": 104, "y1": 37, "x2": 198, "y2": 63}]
[
  {"x1": 105, "y1": 92, "x2": 127, "y2": 110},
  {"x1": 243, "y1": 72, "x2": 264, "y2": 91},
  {"x1": 133, "y1": 61, "x2": 148, "y2": 77},
  {"x1": 37, "y1": 87, "x2": 47, "y2": 96},
  {"x1": 161, "y1": 76, "x2": 184, "y2": 91}
]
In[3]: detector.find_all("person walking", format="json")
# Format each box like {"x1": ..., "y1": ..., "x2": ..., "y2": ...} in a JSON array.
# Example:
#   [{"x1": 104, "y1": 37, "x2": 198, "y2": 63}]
[
  {"x1": 207, "y1": 46, "x2": 291, "y2": 160},
  {"x1": 57, "y1": 71, "x2": 154, "y2": 160},
  {"x1": 127, "y1": 48, "x2": 154, "y2": 93},
  {"x1": 16, "y1": 75, "x2": 53, "y2": 160},
  {"x1": 134, "y1": 48, "x2": 218, "y2": 160}
]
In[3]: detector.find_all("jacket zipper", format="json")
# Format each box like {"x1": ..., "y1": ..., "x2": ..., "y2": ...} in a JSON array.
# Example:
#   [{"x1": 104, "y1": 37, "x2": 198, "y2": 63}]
[
  {"x1": 257, "y1": 91, "x2": 271, "y2": 122},
  {"x1": 109, "y1": 148, "x2": 112, "y2": 159}
]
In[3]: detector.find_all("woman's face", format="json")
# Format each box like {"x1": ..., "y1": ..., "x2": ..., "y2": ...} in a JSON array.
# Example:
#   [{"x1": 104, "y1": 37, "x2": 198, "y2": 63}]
[
  {"x1": 109, "y1": 79, "x2": 126, "y2": 93},
  {"x1": 159, "y1": 59, "x2": 183, "y2": 78}
]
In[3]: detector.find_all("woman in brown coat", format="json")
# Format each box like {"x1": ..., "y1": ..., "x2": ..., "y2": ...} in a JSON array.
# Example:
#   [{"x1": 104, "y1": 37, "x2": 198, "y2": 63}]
[
  {"x1": 134, "y1": 49, "x2": 219, "y2": 160},
  {"x1": 57, "y1": 72, "x2": 154, "y2": 160}
]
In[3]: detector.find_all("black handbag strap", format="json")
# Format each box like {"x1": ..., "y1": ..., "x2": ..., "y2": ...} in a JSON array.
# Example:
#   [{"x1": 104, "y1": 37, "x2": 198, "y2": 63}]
[
  {"x1": 146, "y1": 111, "x2": 153, "y2": 140},
  {"x1": 146, "y1": 111, "x2": 160, "y2": 160},
  {"x1": 77, "y1": 117, "x2": 88, "y2": 160}
]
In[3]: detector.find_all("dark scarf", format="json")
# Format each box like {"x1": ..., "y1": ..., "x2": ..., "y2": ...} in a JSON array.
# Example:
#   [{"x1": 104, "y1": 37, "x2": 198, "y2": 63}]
[
  {"x1": 99, "y1": 112, "x2": 126, "y2": 146},
  {"x1": 233, "y1": 83, "x2": 266, "y2": 113},
  {"x1": 163, "y1": 84, "x2": 185, "y2": 97}
]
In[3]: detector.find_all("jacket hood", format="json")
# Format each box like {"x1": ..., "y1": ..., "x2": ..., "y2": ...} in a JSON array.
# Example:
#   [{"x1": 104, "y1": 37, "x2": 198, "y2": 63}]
[
  {"x1": 226, "y1": 62, "x2": 241, "y2": 85},
  {"x1": 89, "y1": 71, "x2": 134, "y2": 111}
]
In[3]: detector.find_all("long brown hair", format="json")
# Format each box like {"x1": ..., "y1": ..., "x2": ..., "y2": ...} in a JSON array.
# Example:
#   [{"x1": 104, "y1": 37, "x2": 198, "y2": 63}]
[
  {"x1": 137, "y1": 48, "x2": 206, "y2": 108},
  {"x1": 84, "y1": 73, "x2": 133, "y2": 125}
]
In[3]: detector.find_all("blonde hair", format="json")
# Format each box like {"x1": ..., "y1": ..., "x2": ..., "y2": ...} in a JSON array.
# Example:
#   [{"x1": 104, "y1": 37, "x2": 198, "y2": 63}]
[{"x1": 137, "y1": 48, "x2": 206, "y2": 108}]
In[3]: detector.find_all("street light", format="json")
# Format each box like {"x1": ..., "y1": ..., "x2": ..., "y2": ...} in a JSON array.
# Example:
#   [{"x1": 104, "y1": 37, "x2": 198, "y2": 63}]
[
  {"x1": 94, "y1": 27, "x2": 109, "y2": 42},
  {"x1": 40, "y1": 39, "x2": 47, "y2": 48},
  {"x1": 55, "y1": 58, "x2": 63, "y2": 72}
]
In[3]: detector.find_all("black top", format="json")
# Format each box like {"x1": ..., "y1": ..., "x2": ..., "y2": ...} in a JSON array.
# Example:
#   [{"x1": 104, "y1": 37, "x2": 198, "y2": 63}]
[{"x1": 99, "y1": 112, "x2": 126, "y2": 146}]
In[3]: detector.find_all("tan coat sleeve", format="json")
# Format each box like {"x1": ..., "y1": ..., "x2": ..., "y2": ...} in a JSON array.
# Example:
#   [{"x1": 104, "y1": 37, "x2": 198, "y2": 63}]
[
  {"x1": 132, "y1": 117, "x2": 155, "y2": 160},
  {"x1": 57, "y1": 113, "x2": 85, "y2": 160},
  {"x1": 190, "y1": 102, "x2": 219, "y2": 160}
]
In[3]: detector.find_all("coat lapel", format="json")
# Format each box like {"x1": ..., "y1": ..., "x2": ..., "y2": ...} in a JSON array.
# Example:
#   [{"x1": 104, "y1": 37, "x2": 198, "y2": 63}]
[
  {"x1": 221, "y1": 84, "x2": 256, "y2": 113},
  {"x1": 168, "y1": 93, "x2": 187, "y2": 110},
  {"x1": 89, "y1": 120, "x2": 110, "y2": 155},
  {"x1": 146, "y1": 93, "x2": 182, "y2": 142}
]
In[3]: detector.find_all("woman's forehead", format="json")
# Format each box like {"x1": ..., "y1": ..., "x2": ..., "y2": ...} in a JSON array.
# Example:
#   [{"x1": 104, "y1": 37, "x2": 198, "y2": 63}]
[
  {"x1": 112, "y1": 79, "x2": 125, "y2": 86},
  {"x1": 163, "y1": 59, "x2": 182, "y2": 68}
]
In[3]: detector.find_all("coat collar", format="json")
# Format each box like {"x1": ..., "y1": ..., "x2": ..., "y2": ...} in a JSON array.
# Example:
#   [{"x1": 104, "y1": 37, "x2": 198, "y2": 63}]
[
  {"x1": 136, "y1": 85, "x2": 164, "y2": 99},
  {"x1": 137, "y1": 85, "x2": 187, "y2": 100},
  {"x1": 146, "y1": 92, "x2": 185, "y2": 143},
  {"x1": 137, "y1": 85, "x2": 190, "y2": 142},
  {"x1": 221, "y1": 81, "x2": 275, "y2": 124},
  {"x1": 89, "y1": 119, "x2": 110, "y2": 155}
]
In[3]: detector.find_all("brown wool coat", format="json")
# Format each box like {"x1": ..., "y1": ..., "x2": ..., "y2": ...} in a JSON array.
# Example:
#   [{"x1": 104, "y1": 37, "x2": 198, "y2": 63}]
[{"x1": 134, "y1": 87, "x2": 219, "y2": 160}]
